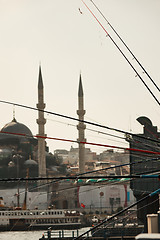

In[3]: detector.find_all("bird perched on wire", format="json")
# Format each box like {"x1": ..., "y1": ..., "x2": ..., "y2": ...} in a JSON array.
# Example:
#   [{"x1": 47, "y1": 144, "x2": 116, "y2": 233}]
[{"x1": 78, "y1": 8, "x2": 83, "y2": 14}]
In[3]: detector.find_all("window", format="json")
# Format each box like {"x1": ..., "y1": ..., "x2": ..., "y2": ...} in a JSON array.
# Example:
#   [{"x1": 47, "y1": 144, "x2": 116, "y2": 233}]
[{"x1": 116, "y1": 198, "x2": 120, "y2": 204}]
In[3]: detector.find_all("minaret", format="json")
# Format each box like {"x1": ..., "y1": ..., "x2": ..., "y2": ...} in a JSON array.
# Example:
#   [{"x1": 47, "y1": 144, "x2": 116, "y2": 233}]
[
  {"x1": 36, "y1": 66, "x2": 47, "y2": 179},
  {"x1": 77, "y1": 74, "x2": 86, "y2": 173}
]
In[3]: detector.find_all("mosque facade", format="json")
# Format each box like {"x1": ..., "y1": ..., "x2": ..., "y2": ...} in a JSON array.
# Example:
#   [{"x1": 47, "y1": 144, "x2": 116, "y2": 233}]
[
  {"x1": 0, "y1": 117, "x2": 38, "y2": 181},
  {"x1": 0, "y1": 68, "x2": 134, "y2": 212},
  {"x1": 0, "y1": 67, "x2": 77, "y2": 210},
  {"x1": 0, "y1": 67, "x2": 64, "y2": 189}
]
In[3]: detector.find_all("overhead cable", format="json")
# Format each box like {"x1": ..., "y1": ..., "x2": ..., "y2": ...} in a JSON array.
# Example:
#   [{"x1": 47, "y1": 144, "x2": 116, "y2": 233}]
[
  {"x1": 1, "y1": 173, "x2": 160, "y2": 182},
  {"x1": 81, "y1": 0, "x2": 160, "y2": 106},
  {"x1": 1, "y1": 129, "x2": 160, "y2": 156},
  {"x1": 89, "y1": 0, "x2": 160, "y2": 92},
  {"x1": 47, "y1": 118, "x2": 160, "y2": 151},
  {"x1": 0, "y1": 99, "x2": 160, "y2": 145}
]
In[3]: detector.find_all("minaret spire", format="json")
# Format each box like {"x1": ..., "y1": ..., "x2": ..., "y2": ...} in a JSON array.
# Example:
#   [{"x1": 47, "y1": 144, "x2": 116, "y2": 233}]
[
  {"x1": 38, "y1": 65, "x2": 43, "y2": 89},
  {"x1": 36, "y1": 66, "x2": 47, "y2": 180},
  {"x1": 78, "y1": 74, "x2": 83, "y2": 97},
  {"x1": 77, "y1": 74, "x2": 86, "y2": 173},
  {"x1": 13, "y1": 105, "x2": 16, "y2": 121}
]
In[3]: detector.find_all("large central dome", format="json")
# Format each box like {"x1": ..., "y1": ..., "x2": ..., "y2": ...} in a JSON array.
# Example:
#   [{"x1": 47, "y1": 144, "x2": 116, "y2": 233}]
[{"x1": 0, "y1": 118, "x2": 33, "y2": 139}]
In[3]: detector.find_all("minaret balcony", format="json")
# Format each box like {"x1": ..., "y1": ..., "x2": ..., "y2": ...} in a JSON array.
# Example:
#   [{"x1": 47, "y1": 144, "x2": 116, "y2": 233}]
[
  {"x1": 36, "y1": 119, "x2": 46, "y2": 125},
  {"x1": 36, "y1": 103, "x2": 46, "y2": 109},
  {"x1": 77, "y1": 124, "x2": 86, "y2": 130},
  {"x1": 77, "y1": 110, "x2": 86, "y2": 116},
  {"x1": 77, "y1": 138, "x2": 86, "y2": 143}
]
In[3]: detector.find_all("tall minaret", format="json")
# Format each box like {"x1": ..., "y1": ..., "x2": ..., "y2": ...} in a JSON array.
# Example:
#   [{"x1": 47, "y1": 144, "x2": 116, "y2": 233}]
[
  {"x1": 36, "y1": 66, "x2": 47, "y2": 179},
  {"x1": 77, "y1": 74, "x2": 86, "y2": 173}
]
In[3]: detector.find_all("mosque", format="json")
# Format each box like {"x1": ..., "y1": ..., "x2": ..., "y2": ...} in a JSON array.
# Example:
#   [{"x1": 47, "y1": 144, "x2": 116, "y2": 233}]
[
  {"x1": 0, "y1": 66, "x2": 156, "y2": 219},
  {"x1": 0, "y1": 116, "x2": 38, "y2": 178},
  {"x1": 0, "y1": 67, "x2": 51, "y2": 183},
  {"x1": 0, "y1": 66, "x2": 86, "y2": 209}
]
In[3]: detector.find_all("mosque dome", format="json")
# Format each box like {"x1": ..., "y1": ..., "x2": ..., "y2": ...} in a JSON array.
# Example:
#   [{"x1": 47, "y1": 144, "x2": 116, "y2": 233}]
[
  {"x1": 0, "y1": 118, "x2": 33, "y2": 140},
  {"x1": 0, "y1": 148, "x2": 12, "y2": 156},
  {"x1": 24, "y1": 159, "x2": 38, "y2": 166}
]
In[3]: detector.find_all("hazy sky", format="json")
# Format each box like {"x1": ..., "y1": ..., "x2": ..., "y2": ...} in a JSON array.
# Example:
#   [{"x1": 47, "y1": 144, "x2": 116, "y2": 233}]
[{"x1": 0, "y1": 0, "x2": 160, "y2": 154}]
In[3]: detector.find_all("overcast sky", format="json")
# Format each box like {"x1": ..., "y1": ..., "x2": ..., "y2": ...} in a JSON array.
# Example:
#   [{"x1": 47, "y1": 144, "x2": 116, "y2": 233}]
[{"x1": 0, "y1": 0, "x2": 160, "y2": 154}]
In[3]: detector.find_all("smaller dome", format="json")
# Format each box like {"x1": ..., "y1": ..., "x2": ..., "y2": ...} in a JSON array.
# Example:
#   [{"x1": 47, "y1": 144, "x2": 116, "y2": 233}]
[
  {"x1": 50, "y1": 166, "x2": 59, "y2": 172},
  {"x1": 0, "y1": 149, "x2": 12, "y2": 156},
  {"x1": 24, "y1": 159, "x2": 38, "y2": 166},
  {"x1": 8, "y1": 161, "x2": 15, "y2": 168}
]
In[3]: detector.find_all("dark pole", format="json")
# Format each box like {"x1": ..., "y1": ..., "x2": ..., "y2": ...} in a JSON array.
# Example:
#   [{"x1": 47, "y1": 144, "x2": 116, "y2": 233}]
[{"x1": 13, "y1": 154, "x2": 22, "y2": 208}]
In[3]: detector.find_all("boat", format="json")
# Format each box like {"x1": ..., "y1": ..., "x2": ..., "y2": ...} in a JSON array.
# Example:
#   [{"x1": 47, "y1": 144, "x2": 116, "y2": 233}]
[{"x1": 0, "y1": 208, "x2": 82, "y2": 231}]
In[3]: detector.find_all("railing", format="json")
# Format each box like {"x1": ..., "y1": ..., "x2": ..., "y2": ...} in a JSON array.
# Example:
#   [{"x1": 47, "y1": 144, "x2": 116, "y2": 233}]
[{"x1": 41, "y1": 229, "x2": 90, "y2": 239}]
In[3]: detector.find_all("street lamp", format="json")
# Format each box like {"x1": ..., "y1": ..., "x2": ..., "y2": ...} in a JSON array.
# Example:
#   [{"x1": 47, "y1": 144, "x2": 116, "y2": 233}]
[{"x1": 99, "y1": 191, "x2": 104, "y2": 213}]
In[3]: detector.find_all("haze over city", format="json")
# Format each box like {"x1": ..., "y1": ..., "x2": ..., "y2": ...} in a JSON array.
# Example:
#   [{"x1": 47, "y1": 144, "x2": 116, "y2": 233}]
[{"x1": 0, "y1": 0, "x2": 160, "y2": 154}]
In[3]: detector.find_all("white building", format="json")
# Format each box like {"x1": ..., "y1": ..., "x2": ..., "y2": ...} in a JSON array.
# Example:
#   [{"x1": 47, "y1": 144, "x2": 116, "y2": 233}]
[
  {"x1": 78, "y1": 182, "x2": 135, "y2": 214},
  {"x1": 0, "y1": 189, "x2": 48, "y2": 210}
]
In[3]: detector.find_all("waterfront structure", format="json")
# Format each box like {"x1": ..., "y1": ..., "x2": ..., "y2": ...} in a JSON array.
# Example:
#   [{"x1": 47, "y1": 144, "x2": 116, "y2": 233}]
[
  {"x1": 78, "y1": 180, "x2": 135, "y2": 213},
  {"x1": 126, "y1": 116, "x2": 160, "y2": 224},
  {"x1": 36, "y1": 66, "x2": 47, "y2": 179},
  {"x1": 77, "y1": 74, "x2": 86, "y2": 173}
]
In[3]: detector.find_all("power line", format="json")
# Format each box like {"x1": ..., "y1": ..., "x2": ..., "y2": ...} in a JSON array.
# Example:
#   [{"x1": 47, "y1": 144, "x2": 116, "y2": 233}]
[
  {"x1": 1, "y1": 129, "x2": 160, "y2": 156},
  {"x1": 47, "y1": 117, "x2": 125, "y2": 141},
  {"x1": 1, "y1": 173, "x2": 160, "y2": 182},
  {"x1": 47, "y1": 117, "x2": 160, "y2": 152},
  {"x1": 89, "y1": 0, "x2": 160, "y2": 93},
  {"x1": 76, "y1": 155, "x2": 160, "y2": 176},
  {"x1": 89, "y1": 197, "x2": 159, "y2": 239},
  {"x1": 81, "y1": 0, "x2": 160, "y2": 106},
  {"x1": 5, "y1": 156, "x2": 158, "y2": 195},
  {"x1": 0, "y1": 100, "x2": 130, "y2": 139},
  {"x1": 0, "y1": 99, "x2": 160, "y2": 145}
]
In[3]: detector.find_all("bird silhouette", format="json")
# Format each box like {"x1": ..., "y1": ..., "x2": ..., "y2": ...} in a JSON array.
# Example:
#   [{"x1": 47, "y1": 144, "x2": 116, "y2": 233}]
[{"x1": 78, "y1": 8, "x2": 83, "y2": 14}]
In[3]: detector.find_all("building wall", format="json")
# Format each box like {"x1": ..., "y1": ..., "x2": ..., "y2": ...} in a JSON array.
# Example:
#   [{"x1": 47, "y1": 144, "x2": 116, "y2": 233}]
[
  {"x1": 0, "y1": 189, "x2": 48, "y2": 210},
  {"x1": 78, "y1": 183, "x2": 135, "y2": 213}
]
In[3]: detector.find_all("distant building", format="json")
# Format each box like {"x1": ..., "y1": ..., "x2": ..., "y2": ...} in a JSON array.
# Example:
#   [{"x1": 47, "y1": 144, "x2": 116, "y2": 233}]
[
  {"x1": 55, "y1": 146, "x2": 98, "y2": 166},
  {"x1": 78, "y1": 181, "x2": 135, "y2": 214},
  {"x1": 99, "y1": 149, "x2": 129, "y2": 165},
  {"x1": 99, "y1": 149, "x2": 129, "y2": 175}
]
